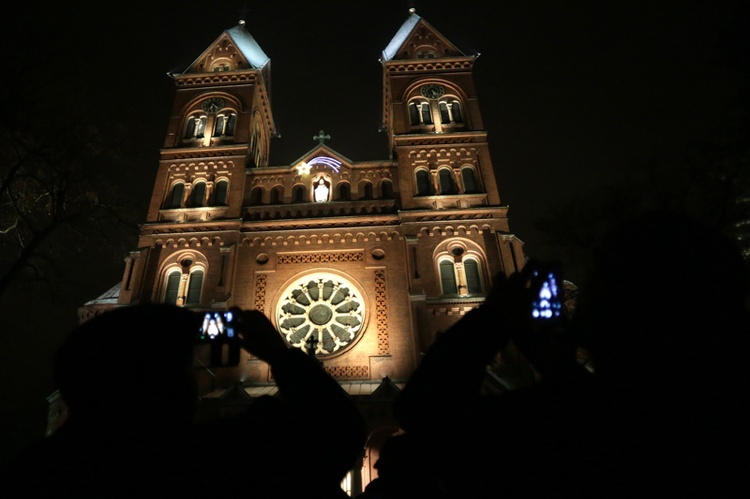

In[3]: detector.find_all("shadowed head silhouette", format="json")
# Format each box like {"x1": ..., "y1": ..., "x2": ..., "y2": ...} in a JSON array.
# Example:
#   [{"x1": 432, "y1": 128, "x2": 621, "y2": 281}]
[{"x1": 54, "y1": 304, "x2": 200, "y2": 424}]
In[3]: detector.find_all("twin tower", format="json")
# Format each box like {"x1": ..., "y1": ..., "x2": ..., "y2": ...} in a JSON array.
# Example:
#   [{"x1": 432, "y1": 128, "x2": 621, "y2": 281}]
[
  {"x1": 79, "y1": 11, "x2": 526, "y2": 485},
  {"x1": 84, "y1": 8, "x2": 526, "y2": 385}
]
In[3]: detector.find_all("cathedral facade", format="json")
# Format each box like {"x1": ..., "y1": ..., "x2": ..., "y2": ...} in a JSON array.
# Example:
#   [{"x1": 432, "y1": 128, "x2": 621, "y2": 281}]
[{"x1": 77, "y1": 8, "x2": 526, "y2": 493}]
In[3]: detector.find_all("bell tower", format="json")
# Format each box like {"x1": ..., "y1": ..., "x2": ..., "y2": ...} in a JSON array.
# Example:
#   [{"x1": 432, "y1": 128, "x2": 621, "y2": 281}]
[
  {"x1": 118, "y1": 21, "x2": 276, "y2": 308},
  {"x1": 381, "y1": 8, "x2": 524, "y2": 352}
]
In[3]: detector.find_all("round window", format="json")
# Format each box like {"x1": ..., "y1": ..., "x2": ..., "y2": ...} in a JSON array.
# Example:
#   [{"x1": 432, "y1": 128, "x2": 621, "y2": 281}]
[{"x1": 276, "y1": 274, "x2": 366, "y2": 355}]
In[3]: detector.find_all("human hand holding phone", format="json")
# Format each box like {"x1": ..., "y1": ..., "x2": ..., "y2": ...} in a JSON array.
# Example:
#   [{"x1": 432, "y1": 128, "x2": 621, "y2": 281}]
[{"x1": 229, "y1": 308, "x2": 289, "y2": 365}]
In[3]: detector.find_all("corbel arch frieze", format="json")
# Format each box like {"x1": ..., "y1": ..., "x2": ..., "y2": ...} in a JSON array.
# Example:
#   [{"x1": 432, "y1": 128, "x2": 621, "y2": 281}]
[
  {"x1": 400, "y1": 78, "x2": 470, "y2": 103},
  {"x1": 181, "y1": 91, "x2": 246, "y2": 115},
  {"x1": 242, "y1": 230, "x2": 403, "y2": 247},
  {"x1": 154, "y1": 235, "x2": 224, "y2": 249}
]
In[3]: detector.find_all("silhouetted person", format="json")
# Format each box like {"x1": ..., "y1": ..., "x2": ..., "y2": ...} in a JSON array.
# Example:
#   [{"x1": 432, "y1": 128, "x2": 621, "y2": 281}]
[
  {"x1": 576, "y1": 210, "x2": 750, "y2": 496},
  {"x1": 357, "y1": 432, "x2": 449, "y2": 499},
  {"x1": 390, "y1": 263, "x2": 595, "y2": 497},
  {"x1": 391, "y1": 210, "x2": 749, "y2": 497},
  {"x1": 2, "y1": 304, "x2": 365, "y2": 498}
]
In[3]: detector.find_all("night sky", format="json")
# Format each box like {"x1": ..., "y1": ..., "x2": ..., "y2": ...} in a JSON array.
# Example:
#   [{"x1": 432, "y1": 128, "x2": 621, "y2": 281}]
[
  {"x1": 1, "y1": 0, "x2": 747, "y2": 460},
  {"x1": 7, "y1": 0, "x2": 747, "y2": 265}
]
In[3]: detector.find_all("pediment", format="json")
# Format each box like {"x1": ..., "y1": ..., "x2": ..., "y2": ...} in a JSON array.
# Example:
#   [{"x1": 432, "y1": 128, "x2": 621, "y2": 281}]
[
  {"x1": 183, "y1": 24, "x2": 270, "y2": 74},
  {"x1": 382, "y1": 12, "x2": 465, "y2": 61},
  {"x1": 290, "y1": 144, "x2": 353, "y2": 176}
]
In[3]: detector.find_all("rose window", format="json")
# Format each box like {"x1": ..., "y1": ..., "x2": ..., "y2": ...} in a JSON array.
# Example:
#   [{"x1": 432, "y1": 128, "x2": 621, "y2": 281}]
[{"x1": 276, "y1": 274, "x2": 365, "y2": 354}]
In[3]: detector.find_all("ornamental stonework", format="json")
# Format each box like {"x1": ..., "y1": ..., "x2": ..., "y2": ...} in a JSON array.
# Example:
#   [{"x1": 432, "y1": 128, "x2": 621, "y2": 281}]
[
  {"x1": 277, "y1": 252, "x2": 364, "y2": 264},
  {"x1": 324, "y1": 365, "x2": 369, "y2": 380},
  {"x1": 374, "y1": 269, "x2": 389, "y2": 354},
  {"x1": 254, "y1": 273, "x2": 267, "y2": 312}
]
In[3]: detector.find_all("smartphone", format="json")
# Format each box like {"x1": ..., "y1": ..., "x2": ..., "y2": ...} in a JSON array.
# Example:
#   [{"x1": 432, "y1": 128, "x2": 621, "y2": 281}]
[
  {"x1": 528, "y1": 263, "x2": 564, "y2": 322},
  {"x1": 195, "y1": 311, "x2": 240, "y2": 367}
]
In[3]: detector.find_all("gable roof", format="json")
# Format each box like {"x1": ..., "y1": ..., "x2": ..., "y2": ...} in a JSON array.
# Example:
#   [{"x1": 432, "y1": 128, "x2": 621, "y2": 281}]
[
  {"x1": 225, "y1": 24, "x2": 270, "y2": 69},
  {"x1": 182, "y1": 22, "x2": 270, "y2": 74},
  {"x1": 381, "y1": 10, "x2": 465, "y2": 61},
  {"x1": 291, "y1": 143, "x2": 353, "y2": 170}
]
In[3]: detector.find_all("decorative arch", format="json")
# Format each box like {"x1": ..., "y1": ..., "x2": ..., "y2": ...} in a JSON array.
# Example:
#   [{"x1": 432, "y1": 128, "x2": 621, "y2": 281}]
[
  {"x1": 213, "y1": 177, "x2": 229, "y2": 205},
  {"x1": 158, "y1": 251, "x2": 209, "y2": 306},
  {"x1": 438, "y1": 167, "x2": 457, "y2": 194},
  {"x1": 432, "y1": 238, "x2": 489, "y2": 296},
  {"x1": 415, "y1": 168, "x2": 432, "y2": 196},
  {"x1": 249, "y1": 186, "x2": 264, "y2": 205},
  {"x1": 337, "y1": 181, "x2": 351, "y2": 201},
  {"x1": 311, "y1": 173, "x2": 333, "y2": 203},
  {"x1": 165, "y1": 181, "x2": 185, "y2": 209},
  {"x1": 460, "y1": 165, "x2": 479, "y2": 193},
  {"x1": 189, "y1": 180, "x2": 207, "y2": 207},
  {"x1": 270, "y1": 184, "x2": 284, "y2": 204},
  {"x1": 358, "y1": 180, "x2": 373, "y2": 200},
  {"x1": 379, "y1": 179, "x2": 394, "y2": 199},
  {"x1": 292, "y1": 184, "x2": 307, "y2": 203}
]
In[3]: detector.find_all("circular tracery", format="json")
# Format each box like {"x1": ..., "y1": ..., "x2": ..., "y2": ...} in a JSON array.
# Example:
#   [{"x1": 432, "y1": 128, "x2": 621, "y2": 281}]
[{"x1": 276, "y1": 274, "x2": 365, "y2": 355}]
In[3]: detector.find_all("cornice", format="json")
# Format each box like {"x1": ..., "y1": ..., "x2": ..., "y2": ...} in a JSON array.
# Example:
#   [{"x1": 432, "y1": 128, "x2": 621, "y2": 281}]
[
  {"x1": 160, "y1": 145, "x2": 249, "y2": 161},
  {"x1": 174, "y1": 71, "x2": 258, "y2": 88},
  {"x1": 393, "y1": 132, "x2": 487, "y2": 147},
  {"x1": 399, "y1": 206, "x2": 509, "y2": 223},
  {"x1": 425, "y1": 296, "x2": 487, "y2": 306},
  {"x1": 241, "y1": 214, "x2": 401, "y2": 232},
  {"x1": 244, "y1": 200, "x2": 399, "y2": 219},
  {"x1": 384, "y1": 56, "x2": 475, "y2": 74},
  {"x1": 140, "y1": 220, "x2": 242, "y2": 236}
]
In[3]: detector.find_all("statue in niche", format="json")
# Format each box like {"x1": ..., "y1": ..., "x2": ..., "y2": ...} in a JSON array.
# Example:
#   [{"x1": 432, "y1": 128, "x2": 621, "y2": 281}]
[{"x1": 314, "y1": 178, "x2": 330, "y2": 202}]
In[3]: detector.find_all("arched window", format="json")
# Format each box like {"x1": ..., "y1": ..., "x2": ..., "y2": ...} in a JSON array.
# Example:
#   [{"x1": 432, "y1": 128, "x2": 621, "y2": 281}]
[
  {"x1": 409, "y1": 103, "x2": 420, "y2": 126},
  {"x1": 439, "y1": 100, "x2": 464, "y2": 124},
  {"x1": 250, "y1": 186, "x2": 264, "y2": 205},
  {"x1": 450, "y1": 100, "x2": 463, "y2": 123},
  {"x1": 416, "y1": 170, "x2": 432, "y2": 196},
  {"x1": 439, "y1": 102, "x2": 451, "y2": 123},
  {"x1": 213, "y1": 180, "x2": 228, "y2": 206},
  {"x1": 270, "y1": 186, "x2": 283, "y2": 204},
  {"x1": 337, "y1": 183, "x2": 350, "y2": 201},
  {"x1": 409, "y1": 101, "x2": 432, "y2": 126},
  {"x1": 165, "y1": 183, "x2": 184, "y2": 209},
  {"x1": 439, "y1": 260, "x2": 458, "y2": 295},
  {"x1": 437, "y1": 255, "x2": 486, "y2": 295},
  {"x1": 164, "y1": 270, "x2": 181, "y2": 304},
  {"x1": 184, "y1": 114, "x2": 207, "y2": 139},
  {"x1": 420, "y1": 102, "x2": 433, "y2": 124},
  {"x1": 190, "y1": 182, "x2": 207, "y2": 207},
  {"x1": 360, "y1": 182, "x2": 373, "y2": 200},
  {"x1": 292, "y1": 185, "x2": 306, "y2": 203},
  {"x1": 461, "y1": 167, "x2": 478, "y2": 193},
  {"x1": 439, "y1": 169, "x2": 456, "y2": 194},
  {"x1": 185, "y1": 269, "x2": 204, "y2": 304},
  {"x1": 380, "y1": 180, "x2": 393, "y2": 199},
  {"x1": 464, "y1": 258, "x2": 482, "y2": 293},
  {"x1": 212, "y1": 113, "x2": 237, "y2": 137},
  {"x1": 163, "y1": 267, "x2": 205, "y2": 305}
]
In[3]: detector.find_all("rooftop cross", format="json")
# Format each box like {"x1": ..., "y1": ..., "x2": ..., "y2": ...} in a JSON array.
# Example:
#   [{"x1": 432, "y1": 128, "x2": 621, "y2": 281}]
[{"x1": 313, "y1": 130, "x2": 331, "y2": 145}]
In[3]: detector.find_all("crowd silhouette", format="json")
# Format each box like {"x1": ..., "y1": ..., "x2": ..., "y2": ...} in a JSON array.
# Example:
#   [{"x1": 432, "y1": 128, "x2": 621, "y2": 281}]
[
  {"x1": 3, "y1": 210, "x2": 748, "y2": 497},
  {"x1": 361, "y1": 210, "x2": 749, "y2": 497},
  {"x1": 3, "y1": 306, "x2": 365, "y2": 498}
]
